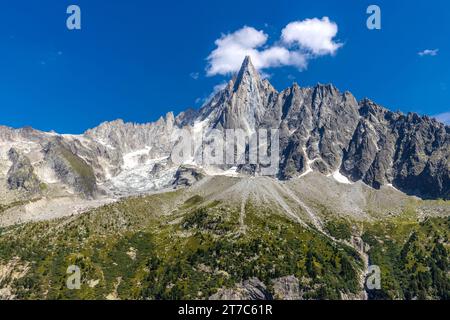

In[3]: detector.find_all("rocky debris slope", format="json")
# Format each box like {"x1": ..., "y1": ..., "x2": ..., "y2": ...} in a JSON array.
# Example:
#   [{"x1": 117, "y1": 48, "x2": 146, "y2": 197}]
[{"x1": 0, "y1": 172, "x2": 448, "y2": 300}]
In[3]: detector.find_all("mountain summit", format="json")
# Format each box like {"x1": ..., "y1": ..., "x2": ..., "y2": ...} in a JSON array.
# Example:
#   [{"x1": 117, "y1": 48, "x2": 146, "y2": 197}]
[
  {"x1": 195, "y1": 57, "x2": 449, "y2": 199},
  {"x1": 233, "y1": 55, "x2": 261, "y2": 90},
  {"x1": 198, "y1": 56, "x2": 277, "y2": 134},
  {"x1": 0, "y1": 57, "x2": 449, "y2": 204}
]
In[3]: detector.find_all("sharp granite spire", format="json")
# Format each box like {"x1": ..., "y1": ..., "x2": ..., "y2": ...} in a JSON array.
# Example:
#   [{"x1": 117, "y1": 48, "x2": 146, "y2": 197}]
[
  {"x1": 233, "y1": 56, "x2": 261, "y2": 91},
  {"x1": 201, "y1": 56, "x2": 277, "y2": 134}
]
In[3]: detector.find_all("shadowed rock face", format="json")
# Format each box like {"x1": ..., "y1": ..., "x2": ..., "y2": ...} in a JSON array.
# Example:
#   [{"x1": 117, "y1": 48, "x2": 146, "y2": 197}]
[
  {"x1": 173, "y1": 166, "x2": 206, "y2": 187},
  {"x1": 0, "y1": 57, "x2": 448, "y2": 200},
  {"x1": 198, "y1": 57, "x2": 449, "y2": 199},
  {"x1": 7, "y1": 148, "x2": 41, "y2": 194},
  {"x1": 342, "y1": 100, "x2": 450, "y2": 199},
  {"x1": 44, "y1": 139, "x2": 98, "y2": 198},
  {"x1": 276, "y1": 84, "x2": 361, "y2": 178}
]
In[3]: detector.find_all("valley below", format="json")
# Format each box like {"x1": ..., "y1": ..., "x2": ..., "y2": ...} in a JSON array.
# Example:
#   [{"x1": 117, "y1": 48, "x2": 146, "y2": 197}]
[{"x1": 0, "y1": 174, "x2": 449, "y2": 300}]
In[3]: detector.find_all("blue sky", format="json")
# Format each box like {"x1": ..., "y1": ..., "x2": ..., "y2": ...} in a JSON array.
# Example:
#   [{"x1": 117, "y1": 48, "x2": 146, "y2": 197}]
[{"x1": 1, "y1": 0, "x2": 449, "y2": 133}]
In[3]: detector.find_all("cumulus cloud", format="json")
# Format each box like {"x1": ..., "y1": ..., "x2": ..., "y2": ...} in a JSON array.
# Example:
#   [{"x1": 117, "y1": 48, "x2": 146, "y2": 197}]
[
  {"x1": 433, "y1": 112, "x2": 450, "y2": 125},
  {"x1": 418, "y1": 49, "x2": 439, "y2": 57},
  {"x1": 281, "y1": 17, "x2": 342, "y2": 55},
  {"x1": 206, "y1": 17, "x2": 342, "y2": 76}
]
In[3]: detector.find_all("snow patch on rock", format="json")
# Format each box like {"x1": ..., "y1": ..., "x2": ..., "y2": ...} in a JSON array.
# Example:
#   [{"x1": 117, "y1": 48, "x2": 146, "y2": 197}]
[{"x1": 330, "y1": 170, "x2": 353, "y2": 184}]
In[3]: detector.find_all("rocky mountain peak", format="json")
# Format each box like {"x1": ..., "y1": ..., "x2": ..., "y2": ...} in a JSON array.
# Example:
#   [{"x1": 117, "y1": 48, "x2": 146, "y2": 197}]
[
  {"x1": 204, "y1": 57, "x2": 278, "y2": 133},
  {"x1": 0, "y1": 57, "x2": 448, "y2": 201},
  {"x1": 233, "y1": 56, "x2": 261, "y2": 91}
]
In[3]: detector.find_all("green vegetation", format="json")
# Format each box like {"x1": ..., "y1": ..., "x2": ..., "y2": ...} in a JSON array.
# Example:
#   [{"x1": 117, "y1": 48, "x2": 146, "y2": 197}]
[
  {"x1": 181, "y1": 195, "x2": 204, "y2": 209},
  {"x1": 325, "y1": 219, "x2": 352, "y2": 241},
  {"x1": 39, "y1": 182, "x2": 48, "y2": 192},
  {"x1": 0, "y1": 191, "x2": 448, "y2": 300},
  {"x1": 362, "y1": 216, "x2": 449, "y2": 300}
]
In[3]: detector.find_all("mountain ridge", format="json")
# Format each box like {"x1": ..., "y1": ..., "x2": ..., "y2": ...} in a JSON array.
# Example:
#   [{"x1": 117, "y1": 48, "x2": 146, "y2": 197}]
[{"x1": 0, "y1": 56, "x2": 449, "y2": 202}]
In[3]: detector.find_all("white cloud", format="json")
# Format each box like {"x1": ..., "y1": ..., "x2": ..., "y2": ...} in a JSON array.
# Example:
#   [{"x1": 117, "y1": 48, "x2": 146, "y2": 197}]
[
  {"x1": 258, "y1": 46, "x2": 307, "y2": 69},
  {"x1": 206, "y1": 17, "x2": 342, "y2": 76},
  {"x1": 281, "y1": 17, "x2": 342, "y2": 55},
  {"x1": 190, "y1": 72, "x2": 199, "y2": 80},
  {"x1": 433, "y1": 112, "x2": 450, "y2": 125},
  {"x1": 196, "y1": 81, "x2": 228, "y2": 105},
  {"x1": 418, "y1": 49, "x2": 439, "y2": 56},
  {"x1": 206, "y1": 26, "x2": 267, "y2": 76},
  {"x1": 287, "y1": 74, "x2": 296, "y2": 80},
  {"x1": 212, "y1": 81, "x2": 228, "y2": 94}
]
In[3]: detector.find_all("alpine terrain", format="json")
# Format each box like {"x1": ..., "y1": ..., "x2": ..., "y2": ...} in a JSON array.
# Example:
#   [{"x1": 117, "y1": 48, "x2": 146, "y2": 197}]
[{"x1": 0, "y1": 57, "x2": 448, "y2": 300}]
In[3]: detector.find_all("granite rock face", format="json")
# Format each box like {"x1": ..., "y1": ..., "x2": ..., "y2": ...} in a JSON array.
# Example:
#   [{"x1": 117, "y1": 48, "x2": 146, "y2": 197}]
[
  {"x1": 209, "y1": 278, "x2": 272, "y2": 300},
  {"x1": 173, "y1": 166, "x2": 205, "y2": 187},
  {"x1": 209, "y1": 276, "x2": 303, "y2": 300},
  {"x1": 0, "y1": 56, "x2": 448, "y2": 200},
  {"x1": 342, "y1": 99, "x2": 449, "y2": 199},
  {"x1": 198, "y1": 57, "x2": 449, "y2": 199},
  {"x1": 271, "y1": 275, "x2": 302, "y2": 300},
  {"x1": 7, "y1": 148, "x2": 41, "y2": 194},
  {"x1": 84, "y1": 113, "x2": 176, "y2": 157},
  {"x1": 44, "y1": 139, "x2": 98, "y2": 198},
  {"x1": 209, "y1": 56, "x2": 277, "y2": 134}
]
